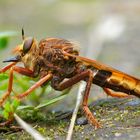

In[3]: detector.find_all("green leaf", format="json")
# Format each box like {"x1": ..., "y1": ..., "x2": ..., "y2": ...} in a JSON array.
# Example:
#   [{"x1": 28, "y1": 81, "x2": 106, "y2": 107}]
[
  {"x1": 0, "y1": 108, "x2": 3, "y2": 116},
  {"x1": 2, "y1": 110, "x2": 9, "y2": 119},
  {"x1": 0, "y1": 37, "x2": 8, "y2": 49},
  {"x1": 0, "y1": 73, "x2": 9, "y2": 80},
  {"x1": 3, "y1": 101, "x2": 11, "y2": 112},
  {"x1": 11, "y1": 99, "x2": 20, "y2": 111},
  {"x1": 0, "y1": 31, "x2": 17, "y2": 50}
]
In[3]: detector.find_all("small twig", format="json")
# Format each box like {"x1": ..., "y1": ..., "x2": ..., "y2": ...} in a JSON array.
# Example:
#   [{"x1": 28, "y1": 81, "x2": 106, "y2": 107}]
[
  {"x1": 66, "y1": 81, "x2": 86, "y2": 140},
  {"x1": 14, "y1": 113, "x2": 48, "y2": 140}
]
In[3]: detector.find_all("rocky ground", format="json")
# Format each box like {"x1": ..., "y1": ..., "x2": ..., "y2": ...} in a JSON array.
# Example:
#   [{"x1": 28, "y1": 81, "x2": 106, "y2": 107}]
[{"x1": 0, "y1": 97, "x2": 140, "y2": 140}]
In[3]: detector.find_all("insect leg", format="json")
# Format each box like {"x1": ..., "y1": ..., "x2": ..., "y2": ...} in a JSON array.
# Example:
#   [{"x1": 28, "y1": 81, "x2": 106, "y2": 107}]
[
  {"x1": 0, "y1": 66, "x2": 39, "y2": 126},
  {"x1": 12, "y1": 66, "x2": 35, "y2": 77},
  {"x1": 0, "y1": 66, "x2": 35, "y2": 106},
  {"x1": 103, "y1": 88, "x2": 129, "y2": 98},
  {"x1": 0, "y1": 62, "x2": 16, "y2": 73},
  {"x1": 15, "y1": 73, "x2": 52, "y2": 99},
  {"x1": 51, "y1": 70, "x2": 101, "y2": 128},
  {"x1": 0, "y1": 68, "x2": 14, "y2": 106},
  {"x1": 82, "y1": 70, "x2": 101, "y2": 129},
  {"x1": 51, "y1": 70, "x2": 92, "y2": 90}
]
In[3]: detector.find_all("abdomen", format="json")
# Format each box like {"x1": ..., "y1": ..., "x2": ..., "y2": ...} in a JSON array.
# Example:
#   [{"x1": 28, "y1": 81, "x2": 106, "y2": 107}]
[{"x1": 93, "y1": 70, "x2": 140, "y2": 98}]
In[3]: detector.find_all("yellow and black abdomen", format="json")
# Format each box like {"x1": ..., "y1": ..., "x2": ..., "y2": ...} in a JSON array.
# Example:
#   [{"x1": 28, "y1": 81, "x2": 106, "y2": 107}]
[
  {"x1": 107, "y1": 72, "x2": 140, "y2": 97},
  {"x1": 93, "y1": 70, "x2": 140, "y2": 98}
]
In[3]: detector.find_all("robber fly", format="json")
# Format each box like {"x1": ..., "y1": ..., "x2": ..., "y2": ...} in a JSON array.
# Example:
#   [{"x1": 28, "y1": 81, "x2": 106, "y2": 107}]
[{"x1": 0, "y1": 29, "x2": 140, "y2": 128}]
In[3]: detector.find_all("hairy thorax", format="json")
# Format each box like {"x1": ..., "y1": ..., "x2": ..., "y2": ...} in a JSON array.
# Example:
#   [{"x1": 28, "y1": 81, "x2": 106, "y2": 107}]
[{"x1": 38, "y1": 38, "x2": 80, "y2": 78}]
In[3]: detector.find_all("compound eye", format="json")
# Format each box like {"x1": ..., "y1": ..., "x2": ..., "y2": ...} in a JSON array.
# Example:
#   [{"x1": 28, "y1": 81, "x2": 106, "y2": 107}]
[{"x1": 23, "y1": 37, "x2": 33, "y2": 53}]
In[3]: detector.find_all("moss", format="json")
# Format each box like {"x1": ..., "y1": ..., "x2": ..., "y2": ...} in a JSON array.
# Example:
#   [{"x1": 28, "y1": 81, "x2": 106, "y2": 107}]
[{"x1": 1, "y1": 98, "x2": 140, "y2": 139}]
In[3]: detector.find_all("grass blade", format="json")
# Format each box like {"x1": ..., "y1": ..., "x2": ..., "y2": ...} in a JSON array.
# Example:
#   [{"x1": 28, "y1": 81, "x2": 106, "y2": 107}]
[{"x1": 35, "y1": 94, "x2": 67, "y2": 110}]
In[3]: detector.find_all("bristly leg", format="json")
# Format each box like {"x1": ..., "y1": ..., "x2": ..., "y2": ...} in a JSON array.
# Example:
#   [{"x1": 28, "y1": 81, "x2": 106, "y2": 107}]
[
  {"x1": 103, "y1": 88, "x2": 130, "y2": 98},
  {"x1": 0, "y1": 66, "x2": 34, "y2": 106},
  {"x1": 0, "y1": 62, "x2": 16, "y2": 73},
  {"x1": 51, "y1": 69, "x2": 101, "y2": 128},
  {"x1": 15, "y1": 73, "x2": 52, "y2": 99},
  {"x1": 82, "y1": 70, "x2": 101, "y2": 129},
  {"x1": 0, "y1": 68, "x2": 13, "y2": 106},
  {"x1": 0, "y1": 63, "x2": 17, "y2": 106}
]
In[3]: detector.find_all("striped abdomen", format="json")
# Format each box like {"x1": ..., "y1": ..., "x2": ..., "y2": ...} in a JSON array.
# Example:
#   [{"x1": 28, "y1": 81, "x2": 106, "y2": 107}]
[{"x1": 93, "y1": 70, "x2": 140, "y2": 98}]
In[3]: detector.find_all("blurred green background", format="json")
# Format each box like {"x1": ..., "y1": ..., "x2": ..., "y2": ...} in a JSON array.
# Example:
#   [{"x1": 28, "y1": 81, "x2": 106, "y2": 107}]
[{"x1": 0, "y1": 0, "x2": 140, "y2": 110}]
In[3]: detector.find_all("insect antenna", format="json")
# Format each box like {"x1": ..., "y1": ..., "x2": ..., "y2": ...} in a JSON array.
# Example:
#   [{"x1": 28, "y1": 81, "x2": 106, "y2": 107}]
[{"x1": 22, "y1": 28, "x2": 25, "y2": 40}]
